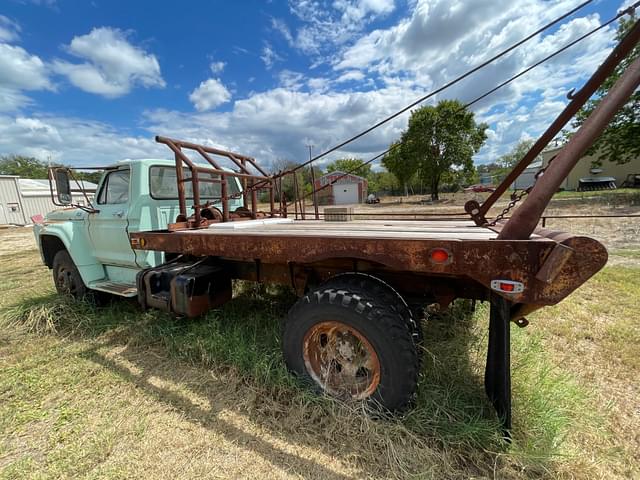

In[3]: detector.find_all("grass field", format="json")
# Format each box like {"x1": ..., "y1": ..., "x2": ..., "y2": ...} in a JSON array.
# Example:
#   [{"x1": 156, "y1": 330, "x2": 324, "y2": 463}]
[{"x1": 1, "y1": 204, "x2": 639, "y2": 479}]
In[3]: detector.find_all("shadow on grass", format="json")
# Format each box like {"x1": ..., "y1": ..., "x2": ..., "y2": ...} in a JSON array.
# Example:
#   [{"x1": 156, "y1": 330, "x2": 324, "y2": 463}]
[
  {"x1": 78, "y1": 340, "x2": 357, "y2": 480},
  {"x1": 1, "y1": 288, "x2": 577, "y2": 478}
]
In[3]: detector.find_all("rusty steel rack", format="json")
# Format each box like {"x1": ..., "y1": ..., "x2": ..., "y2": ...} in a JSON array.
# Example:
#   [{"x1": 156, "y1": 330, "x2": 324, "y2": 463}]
[{"x1": 155, "y1": 136, "x2": 280, "y2": 229}]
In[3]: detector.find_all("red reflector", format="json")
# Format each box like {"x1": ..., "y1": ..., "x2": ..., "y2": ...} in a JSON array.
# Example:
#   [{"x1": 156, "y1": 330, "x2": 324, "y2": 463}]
[
  {"x1": 490, "y1": 279, "x2": 524, "y2": 293},
  {"x1": 430, "y1": 248, "x2": 450, "y2": 263},
  {"x1": 500, "y1": 282, "x2": 515, "y2": 292}
]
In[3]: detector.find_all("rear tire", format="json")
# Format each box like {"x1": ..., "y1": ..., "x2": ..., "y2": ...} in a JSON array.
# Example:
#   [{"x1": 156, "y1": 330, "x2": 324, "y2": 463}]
[
  {"x1": 52, "y1": 250, "x2": 89, "y2": 299},
  {"x1": 282, "y1": 280, "x2": 419, "y2": 411},
  {"x1": 326, "y1": 273, "x2": 424, "y2": 350}
]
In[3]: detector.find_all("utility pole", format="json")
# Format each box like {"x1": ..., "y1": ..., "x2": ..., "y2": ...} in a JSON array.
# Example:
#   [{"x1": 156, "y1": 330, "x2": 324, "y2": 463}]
[{"x1": 307, "y1": 143, "x2": 319, "y2": 219}]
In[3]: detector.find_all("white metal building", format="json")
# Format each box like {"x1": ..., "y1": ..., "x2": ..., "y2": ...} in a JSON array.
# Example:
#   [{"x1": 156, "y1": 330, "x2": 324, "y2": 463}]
[
  {"x1": 512, "y1": 147, "x2": 640, "y2": 191},
  {"x1": 0, "y1": 175, "x2": 97, "y2": 225},
  {"x1": 512, "y1": 158, "x2": 543, "y2": 190}
]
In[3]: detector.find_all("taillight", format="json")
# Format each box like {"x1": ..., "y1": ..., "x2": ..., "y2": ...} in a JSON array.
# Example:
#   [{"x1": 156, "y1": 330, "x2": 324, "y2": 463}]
[
  {"x1": 490, "y1": 280, "x2": 524, "y2": 293},
  {"x1": 429, "y1": 248, "x2": 451, "y2": 264},
  {"x1": 500, "y1": 283, "x2": 515, "y2": 292}
]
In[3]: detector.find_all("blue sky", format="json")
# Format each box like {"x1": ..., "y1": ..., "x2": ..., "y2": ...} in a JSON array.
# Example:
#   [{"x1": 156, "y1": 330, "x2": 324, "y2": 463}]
[{"x1": 0, "y1": 0, "x2": 631, "y2": 170}]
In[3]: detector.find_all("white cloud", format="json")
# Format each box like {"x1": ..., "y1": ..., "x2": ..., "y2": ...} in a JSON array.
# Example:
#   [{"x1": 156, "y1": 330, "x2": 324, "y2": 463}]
[
  {"x1": 331, "y1": 0, "x2": 616, "y2": 163},
  {"x1": 336, "y1": 70, "x2": 366, "y2": 83},
  {"x1": 27, "y1": 0, "x2": 58, "y2": 7},
  {"x1": 336, "y1": 0, "x2": 603, "y2": 74},
  {"x1": 0, "y1": 42, "x2": 52, "y2": 111},
  {"x1": 144, "y1": 83, "x2": 421, "y2": 171},
  {"x1": 53, "y1": 27, "x2": 165, "y2": 98},
  {"x1": 334, "y1": 0, "x2": 395, "y2": 22},
  {"x1": 189, "y1": 78, "x2": 231, "y2": 111},
  {"x1": 0, "y1": 43, "x2": 52, "y2": 91},
  {"x1": 0, "y1": 114, "x2": 164, "y2": 165},
  {"x1": 307, "y1": 77, "x2": 331, "y2": 92},
  {"x1": 260, "y1": 42, "x2": 282, "y2": 69},
  {"x1": 210, "y1": 61, "x2": 226, "y2": 74},
  {"x1": 0, "y1": 0, "x2": 623, "y2": 172},
  {"x1": 288, "y1": 0, "x2": 395, "y2": 56},
  {"x1": 0, "y1": 16, "x2": 54, "y2": 112},
  {"x1": 0, "y1": 88, "x2": 32, "y2": 112},
  {"x1": 271, "y1": 17, "x2": 293, "y2": 44},
  {"x1": 278, "y1": 70, "x2": 305, "y2": 90},
  {"x1": 0, "y1": 15, "x2": 21, "y2": 42}
]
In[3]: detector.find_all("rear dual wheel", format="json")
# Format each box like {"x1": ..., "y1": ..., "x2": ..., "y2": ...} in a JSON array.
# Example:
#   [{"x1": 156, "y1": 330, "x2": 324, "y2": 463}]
[{"x1": 282, "y1": 274, "x2": 421, "y2": 410}]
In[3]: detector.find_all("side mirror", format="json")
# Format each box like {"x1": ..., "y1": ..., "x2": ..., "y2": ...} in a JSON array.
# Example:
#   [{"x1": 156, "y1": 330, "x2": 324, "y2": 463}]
[{"x1": 53, "y1": 168, "x2": 72, "y2": 205}]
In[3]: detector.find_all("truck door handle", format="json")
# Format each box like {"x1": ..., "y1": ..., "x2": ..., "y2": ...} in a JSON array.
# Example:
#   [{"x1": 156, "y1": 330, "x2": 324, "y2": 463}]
[{"x1": 113, "y1": 210, "x2": 125, "y2": 218}]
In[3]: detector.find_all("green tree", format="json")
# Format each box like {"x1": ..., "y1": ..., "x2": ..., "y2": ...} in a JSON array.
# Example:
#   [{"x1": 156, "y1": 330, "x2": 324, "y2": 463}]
[
  {"x1": 74, "y1": 170, "x2": 103, "y2": 184},
  {"x1": 475, "y1": 162, "x2": 506, "y2": 186},
  {"x1": 300, "y1": 165, "x2": 323, "y2": 189},
  {"x1": 497, "y1": 139, "x2": 535, "y2": 169},
  {"x1": 0, "y1": 155, "x2": 50, "y2": 178},
  {"x1": 325, "y1": 158, "x2": 371, "y2": 179},
  {"x1": 440, "y1": 167, "x2": 477, "y2": 193},
  {"x1": 402, "y1": 100, "x2": 487, "y2": 200},
  {"x1": 571, "y1": 14, "x2": 639, "y2": 165},
  {"x1": 270, "y1": 158, "x2": 307, "y2": 202},
  {"x1": 0, "y1": 154, "x2": 103, "y2": 184},
  {"x1": 368, "y1": 170, "x2": 398, "y2": 194},
  {"x1": 381, "y1": 141, "x2": 419, "y2": 196}
]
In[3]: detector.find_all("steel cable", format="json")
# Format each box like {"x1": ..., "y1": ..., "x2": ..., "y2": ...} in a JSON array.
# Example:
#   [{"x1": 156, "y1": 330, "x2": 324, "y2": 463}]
[
  {"x1": 283, "y1": 0, "x2": 595, "y2": 175},
  {"x1": 284, "y1": 3, "x2": 638, "y2": 209}
]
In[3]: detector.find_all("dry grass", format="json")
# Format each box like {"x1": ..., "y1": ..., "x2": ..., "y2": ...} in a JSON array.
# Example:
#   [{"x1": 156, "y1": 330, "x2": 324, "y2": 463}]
[{"x1": 0, "y1": 195, "x2": 639, "y2": 479}]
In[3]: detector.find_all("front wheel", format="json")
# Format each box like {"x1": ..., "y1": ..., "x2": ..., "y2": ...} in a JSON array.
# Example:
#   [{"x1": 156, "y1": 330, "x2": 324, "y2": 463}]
[
  {"x1": 282, "y1": 282, "x2": 419, "y2": 410},
  {"x1": 52, "y1": 250, "x2": 89, "y2": 299}
]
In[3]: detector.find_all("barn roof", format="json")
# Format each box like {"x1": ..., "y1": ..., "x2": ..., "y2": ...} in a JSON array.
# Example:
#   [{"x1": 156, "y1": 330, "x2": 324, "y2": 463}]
[{"x1": 18, "y1": 178, "x2": 98, "y2": 197}]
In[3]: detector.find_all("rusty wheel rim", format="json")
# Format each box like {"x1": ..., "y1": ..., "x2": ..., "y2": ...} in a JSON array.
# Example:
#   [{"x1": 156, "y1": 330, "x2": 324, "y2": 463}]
[
  {"x1": 56, "y1": 267, "x2": 77, "y2": 295},
  {"x1": 303, "y1": 321, "x2": 381, "y2": 400}
]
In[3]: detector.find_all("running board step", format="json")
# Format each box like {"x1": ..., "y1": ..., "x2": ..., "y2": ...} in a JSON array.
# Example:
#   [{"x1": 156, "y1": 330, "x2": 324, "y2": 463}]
[{"x1": 89, "y1": 281, "x2": 137, "y2": 297}]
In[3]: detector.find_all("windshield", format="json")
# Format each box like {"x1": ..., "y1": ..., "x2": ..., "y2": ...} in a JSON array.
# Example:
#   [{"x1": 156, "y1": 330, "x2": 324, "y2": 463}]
[{"x1": 149, "y1": 166, "x2": 241, "y2": 200}]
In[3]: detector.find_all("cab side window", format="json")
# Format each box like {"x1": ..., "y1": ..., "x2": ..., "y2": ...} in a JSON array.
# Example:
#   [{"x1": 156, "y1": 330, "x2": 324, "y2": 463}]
[{"x1": 97, "y1": 170, "x2": 130, "y2": 205}]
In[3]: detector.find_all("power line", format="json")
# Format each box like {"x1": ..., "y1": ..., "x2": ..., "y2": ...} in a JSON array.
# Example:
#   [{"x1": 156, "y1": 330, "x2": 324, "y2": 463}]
[
  {"x1": 287, "y1": 5, "x2": 637, "y2": 208},
  {"x1": 286, "y1": 0, "x2": 594, "y2": 174}
]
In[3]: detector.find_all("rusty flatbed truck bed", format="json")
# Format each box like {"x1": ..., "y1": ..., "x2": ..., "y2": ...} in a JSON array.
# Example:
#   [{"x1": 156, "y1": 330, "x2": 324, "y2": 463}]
[
  {"x1": 127, "y1": 24, "x2": 640, "y2": 435},
  {"x1": 131, "y1": 218, "x2": 605, "y2": 310}
]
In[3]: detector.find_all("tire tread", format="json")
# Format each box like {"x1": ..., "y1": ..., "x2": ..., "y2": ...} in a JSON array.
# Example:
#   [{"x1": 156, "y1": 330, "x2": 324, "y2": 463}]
[{"x1": 283, "y1": 275, "x2": 420, "y2": 410}]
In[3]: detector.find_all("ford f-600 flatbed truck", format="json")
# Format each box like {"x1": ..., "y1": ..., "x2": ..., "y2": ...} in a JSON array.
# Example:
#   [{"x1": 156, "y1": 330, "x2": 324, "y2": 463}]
[{"x1": 34, "y1": 24, "x2": 640, "y2": 432}]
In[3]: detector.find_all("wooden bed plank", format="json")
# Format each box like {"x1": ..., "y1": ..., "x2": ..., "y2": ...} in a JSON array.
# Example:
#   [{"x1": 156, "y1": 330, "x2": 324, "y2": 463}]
[
  {"x1": 192, "y1": 228, "x2": 497, "y2": 240},
  {"x1": 202, "y1": 219, "x2": 496, "y2": 240}
]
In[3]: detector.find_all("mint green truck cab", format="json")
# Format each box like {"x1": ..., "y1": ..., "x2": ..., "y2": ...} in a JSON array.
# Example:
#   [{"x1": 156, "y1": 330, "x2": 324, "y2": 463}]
[{"x1": 34, "y1": 159, "x2": 243, "y2": 298}]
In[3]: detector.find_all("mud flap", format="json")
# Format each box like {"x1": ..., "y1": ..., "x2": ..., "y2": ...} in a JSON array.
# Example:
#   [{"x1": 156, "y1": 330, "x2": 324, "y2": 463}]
[{"x1": 485, "y1": 293, "x2": 512, "y2": 438}]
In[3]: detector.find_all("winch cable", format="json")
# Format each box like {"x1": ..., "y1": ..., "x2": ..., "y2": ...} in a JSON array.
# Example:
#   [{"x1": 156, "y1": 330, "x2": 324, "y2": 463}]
[
  {"x1": 280, "y1": 0, "x2": 594, "y2": 176},
  {"x1": 284, "y1": 4, "x2": 638, "y2": 209}
]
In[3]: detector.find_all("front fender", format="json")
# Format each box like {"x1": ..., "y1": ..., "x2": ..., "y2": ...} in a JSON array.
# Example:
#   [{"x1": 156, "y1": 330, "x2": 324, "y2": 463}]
[{"x1": 37, "y1": 218, "x2": 105, "y2": 285}]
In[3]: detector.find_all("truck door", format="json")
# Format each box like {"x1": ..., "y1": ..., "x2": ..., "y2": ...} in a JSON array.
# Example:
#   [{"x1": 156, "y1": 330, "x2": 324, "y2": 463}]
[{"x1": 88, "y1": 168, "x2": 137, "y2": 267}]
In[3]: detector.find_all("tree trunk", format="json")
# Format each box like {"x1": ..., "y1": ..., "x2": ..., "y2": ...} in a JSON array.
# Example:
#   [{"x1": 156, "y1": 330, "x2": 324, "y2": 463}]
[
  {"x1": 404, "y1": 182, "x2": 409, "y2": 197},
  {"x1": 431, "y1": 177, "x2": 439, "y2": 201}
]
